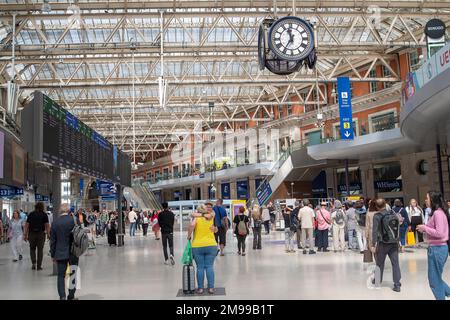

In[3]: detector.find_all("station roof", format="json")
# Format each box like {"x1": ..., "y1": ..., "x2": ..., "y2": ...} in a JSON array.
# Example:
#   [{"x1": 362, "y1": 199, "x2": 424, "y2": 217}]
[{"x1": 0, "y1": 0, "x2": 449, "y2": 162}]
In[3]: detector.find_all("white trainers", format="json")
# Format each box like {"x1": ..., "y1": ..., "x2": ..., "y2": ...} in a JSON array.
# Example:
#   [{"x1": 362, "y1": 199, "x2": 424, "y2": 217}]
[
  {"x1": 169, "y1": 255, "x2": 175, "y2": 266},
  {"x1": 164, "y1": 260, "x2": 170, "y2": 265}
]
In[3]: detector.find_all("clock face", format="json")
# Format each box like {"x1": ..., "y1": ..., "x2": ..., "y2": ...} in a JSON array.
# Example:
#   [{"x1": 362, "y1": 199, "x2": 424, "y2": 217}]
[{"x1": 268, "y1": 17, "x2": 314, "y2": 61}]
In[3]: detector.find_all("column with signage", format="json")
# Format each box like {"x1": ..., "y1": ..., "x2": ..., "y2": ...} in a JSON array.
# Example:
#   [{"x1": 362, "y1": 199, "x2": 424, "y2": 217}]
[{"x1": 337, "y1": 77, "x2": 354, "y2": 197}]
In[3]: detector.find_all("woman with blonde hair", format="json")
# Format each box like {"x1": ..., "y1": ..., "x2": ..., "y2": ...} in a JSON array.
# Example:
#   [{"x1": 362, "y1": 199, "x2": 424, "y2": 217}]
[
  {"x1": 251, "y1": 204, "x2": 262, "y2": 250},
  {"x1": 188, "y1": 203, "x2": 218, "y2": 295},
  {"x1": 406, "y1": 198, "x2": 425, "y2": 244}
]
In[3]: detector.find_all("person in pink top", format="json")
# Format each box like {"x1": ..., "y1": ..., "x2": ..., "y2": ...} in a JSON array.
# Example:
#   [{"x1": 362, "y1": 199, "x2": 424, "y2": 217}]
[
  {"x1": 417, "y1": 191, "x2": 450, "y2": 300},
  {"x1": 316, "y1": 201, "x2": 331, "y2": 252}
]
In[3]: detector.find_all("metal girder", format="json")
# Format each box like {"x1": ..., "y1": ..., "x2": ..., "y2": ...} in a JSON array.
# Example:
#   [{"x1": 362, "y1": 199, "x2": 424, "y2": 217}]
[
  {"x1": 17, "y1": 77, "x2": 398, "y2": 90},
  {"x1": 2, "y1": 1, "x2": 450, "y2": 12},
  {"x1": 0, "y1": 2, "x2": 438, "y2": 163}
]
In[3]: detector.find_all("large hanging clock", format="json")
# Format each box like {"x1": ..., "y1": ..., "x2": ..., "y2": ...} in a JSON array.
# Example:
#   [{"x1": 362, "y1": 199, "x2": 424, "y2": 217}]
[{"x1": 268, "y1": 16, "x2": 315, "y2": 62}]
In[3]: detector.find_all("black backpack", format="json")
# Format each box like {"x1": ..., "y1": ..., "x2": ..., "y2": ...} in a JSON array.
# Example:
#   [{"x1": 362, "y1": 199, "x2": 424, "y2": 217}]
[{"x1": 380, "y1": 210, "x2": 400, "y2": 244}]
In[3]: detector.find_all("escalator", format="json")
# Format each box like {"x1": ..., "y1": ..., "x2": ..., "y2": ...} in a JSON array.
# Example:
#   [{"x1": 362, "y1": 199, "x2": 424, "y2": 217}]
[
  {"x1": 127, "y1": 179, "x2": 163, "y2": 211},
  {"x1": 255, "y1": 142, "x2": 331, "y2": 206}
]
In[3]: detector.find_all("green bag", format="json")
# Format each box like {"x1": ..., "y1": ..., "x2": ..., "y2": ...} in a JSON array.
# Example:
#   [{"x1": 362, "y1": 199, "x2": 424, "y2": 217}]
[{"x1": 181, "y1": 240, "x2": 193, "y2": 265}]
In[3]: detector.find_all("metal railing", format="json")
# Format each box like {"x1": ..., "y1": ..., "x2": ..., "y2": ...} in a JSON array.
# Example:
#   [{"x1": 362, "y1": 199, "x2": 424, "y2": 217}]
[{"x1": 0, "y1": 106, "x2": 20, "y2": 140}]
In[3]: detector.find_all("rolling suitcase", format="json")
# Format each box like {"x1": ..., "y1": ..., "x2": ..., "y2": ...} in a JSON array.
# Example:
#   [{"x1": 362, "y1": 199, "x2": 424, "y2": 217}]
[{"x1": 182, "y1": 264, "x2": 196, "y2": 294}]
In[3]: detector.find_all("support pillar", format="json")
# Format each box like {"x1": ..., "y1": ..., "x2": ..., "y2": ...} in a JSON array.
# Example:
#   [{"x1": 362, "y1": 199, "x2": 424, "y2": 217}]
[
  {"x1": 117, "y1": 184, "x2": 124, "y2": 247},
  {"x1": 436, "y1": 144, "x2": 444, "y2": 196},
  {"x1": 345, "y1": 159, "x2": 350, "y2": 198},
  {"x1": 52, "y1": 166, "x2": 61, "y2": 219}
]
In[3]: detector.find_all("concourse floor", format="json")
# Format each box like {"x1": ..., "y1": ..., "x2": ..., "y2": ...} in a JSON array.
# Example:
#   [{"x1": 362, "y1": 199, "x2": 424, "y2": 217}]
[{"x1": 0, "y1": 229, "x2": 445, "y2": 300}]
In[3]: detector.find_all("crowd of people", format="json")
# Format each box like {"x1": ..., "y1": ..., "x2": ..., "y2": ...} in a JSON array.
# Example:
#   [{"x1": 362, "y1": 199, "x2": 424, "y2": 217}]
[{"x1": 0, "y1": 190, "x2": 449, "y2": 300}]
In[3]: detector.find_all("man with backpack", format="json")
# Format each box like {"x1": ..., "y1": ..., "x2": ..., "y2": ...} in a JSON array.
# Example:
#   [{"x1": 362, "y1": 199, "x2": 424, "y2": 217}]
[
  {"x1": 282, "y1": 205, "x2": 295, "y2": 253},
  {"x1": 331, "y1": 200, "x2": 347, "y2": 252},
  {"x1": 213, "y1": 199, "x2": 228, "y2": 256},
  {"x1": 50, "y1": 203, "x2": 79, "y2": 300},
  {"x1": 158, "y1": 202, "x2": 175, "y2": 265},
  {"x1": 371, "y1": 198, "x2": 402, "y2": 292}
]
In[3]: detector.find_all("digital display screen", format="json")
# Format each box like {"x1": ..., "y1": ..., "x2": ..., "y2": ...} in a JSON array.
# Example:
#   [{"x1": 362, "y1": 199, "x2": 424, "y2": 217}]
[{"x1": 42, "y1": 95, "x2": 113, "y2": 180}]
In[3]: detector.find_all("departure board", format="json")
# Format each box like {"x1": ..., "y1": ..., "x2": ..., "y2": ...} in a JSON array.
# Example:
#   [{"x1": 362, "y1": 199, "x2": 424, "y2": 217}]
[{"x1": 40, "y1": 94, "x2": 118, "y2": 182}]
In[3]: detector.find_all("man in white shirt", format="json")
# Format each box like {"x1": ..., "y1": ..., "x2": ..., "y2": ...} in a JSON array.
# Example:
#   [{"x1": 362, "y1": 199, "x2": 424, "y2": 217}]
[
  {"x1": 128, "y1": 208, "x2": 137, "y2": 237},
  {"x1": 298, "y1": 199, "x2": 316, "y2": 255}
]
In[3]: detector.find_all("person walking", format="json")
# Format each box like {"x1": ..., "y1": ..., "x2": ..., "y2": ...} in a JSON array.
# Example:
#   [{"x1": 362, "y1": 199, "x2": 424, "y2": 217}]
[
  {"x1": 417, "y1": 191, "x2": 450, "y2": 300},
  {"x1": 251, "y1": 204, "x2": 262, "y2": 250},
  {"x1": 316, "y1": 201, "x2": 331, "y2": 252},
  {"x1": 107, "y1": 212, "x2": 118, "y2": 246},
  {"x1": 142, "y1": 211, "x2": 150, "y2": 236},
  {"x1": 8, "y1": 210, "x2": 25, "y2": 262},
  {"x1": 365, "y1": 199, "x2": 378, "y2": 252},
  {"x1": 128, "y1": 208, "x2": 137, "y2": 237},
  {"x1": 331, "y1": 200, "x2": 346, "y2": 252},
  {"x1": 151, "y1": 210, "x2": 161, "y2": 240},
  {"x1": 213, "y1": 199, "x2": 228, "y2": 256},
  {"x1": 392, "y1": 199, "x2": 410, "y2": 252},
  {"x1": 345, "y1": 202, "x2": 358, "y2": 251},
  {"x1": 99, "y1": 210, "x2": 108, "y2": 236},
  {"x1": 233, "y1": 206, "x2": 250, "y2": 256},
  {"x1": 282, "y1": 205, "x2": 295, "y2": 253},
  {"x1": 406, "y1": 199, "x2": 425, "y2": 245},
  {"x1": 355, "y1": 200, "x2": 368, "y2": 254},
  {"x1": 50, "y1": 203, "x2": 79, "y2": 300},
  {"x1": 268, "y1": 202, "x2": 276, "y2": 231},
  {"x1": 298, "y1": 199, "x2": 316, "y2": 255},
  {"x1": 23, "y1": 202, "x2": 50, "y2": 270},
  {"x1": 188, "y1": 204, "x2": 218, "y2": 295},
  {"x1": 292, "y1": 201, "x2": 302, "y2": 249},
  {"x1": 158, "y1": 203, "x2": 175, "y2": 265},
  {"x1": 261, "y1": 205, "x2": 271, "y2": 235},
  {"x1": 371, "y1": 198, "x2": 402, "y2": 292}
]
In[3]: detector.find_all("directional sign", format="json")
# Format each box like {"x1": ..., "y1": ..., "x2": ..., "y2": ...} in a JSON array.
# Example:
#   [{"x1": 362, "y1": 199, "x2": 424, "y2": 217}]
[
  {"x1": 337, "y1": 77, "x2": 354, "y2": 140},
  {"x1": 256, "y1": 179, "x2": 273, "y2": 206}
]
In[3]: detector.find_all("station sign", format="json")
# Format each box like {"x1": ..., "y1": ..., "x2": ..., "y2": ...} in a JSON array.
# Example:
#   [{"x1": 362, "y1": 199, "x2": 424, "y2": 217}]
[
  {"x1": 425, "y1": 19, "x2": 446, "y2": 39},
  {"x1": 337, "y1": 77, "x2": 354, "y2": 140},
  {"x1": 0, "y1": 187, "x2": 24, "y2": 197},
  {"x1": 374, "y1": 179, "x2": 402, "y2": 192}
]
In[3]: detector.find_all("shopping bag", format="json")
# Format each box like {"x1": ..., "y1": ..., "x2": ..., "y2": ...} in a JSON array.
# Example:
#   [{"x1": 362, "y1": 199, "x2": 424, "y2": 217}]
[
  {"x1": 363, "y1": 250, "x2": 373, "y2": 263},
  {"x1": 407, "y1": 231, "x2": 416, "y2": 246},
  {"x1": 181, "y1": 240, "x2": 193, "y2": 265}
]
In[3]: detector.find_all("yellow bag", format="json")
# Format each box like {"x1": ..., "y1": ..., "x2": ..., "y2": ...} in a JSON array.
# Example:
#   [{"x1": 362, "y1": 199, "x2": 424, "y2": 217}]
[{"x1": 407, "y1": 231, "x2": 416, "y2": 246}]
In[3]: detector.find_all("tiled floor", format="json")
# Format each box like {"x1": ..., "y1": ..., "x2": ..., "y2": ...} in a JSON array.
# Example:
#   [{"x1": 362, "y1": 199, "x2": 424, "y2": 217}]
[{"x1": 0, "y1": 230, "x2": 446, "y2": 300}]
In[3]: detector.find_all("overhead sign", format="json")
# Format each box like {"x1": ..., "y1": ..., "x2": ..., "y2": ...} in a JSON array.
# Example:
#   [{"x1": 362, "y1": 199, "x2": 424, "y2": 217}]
[
  {"x1": 256, "y1": 179, "x2": 272, "y2": 206},
  {"x1": 337, "y1": 77, "x2": 354, "y2": 140},
  {"x1": 221, "y1": 183, "x2": 230, "y2": 200},
  {"x1": 0, "y1": 186, "x2": 23, "y2": 197},
  {"x1": 403, "y1": 41, "x2": 450, "y2": 102},
  {"x1": 425, "y1": 19, "x2": 446, "y2": 39}
]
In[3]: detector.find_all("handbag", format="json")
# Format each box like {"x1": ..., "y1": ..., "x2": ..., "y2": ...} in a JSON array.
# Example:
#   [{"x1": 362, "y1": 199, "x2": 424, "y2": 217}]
[
  {"x1": 181, "y1": 240, "x2": 193, "y2": 265},
  {"x1": 363, "y1": 249, "x2": 373, "y2": 263},
  {"x1": 406, "y1": 231, "x2": 416, "y2": 246}
]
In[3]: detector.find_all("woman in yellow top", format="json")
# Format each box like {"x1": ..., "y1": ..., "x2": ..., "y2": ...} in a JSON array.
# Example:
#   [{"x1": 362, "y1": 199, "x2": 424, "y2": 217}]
[{"x1": 188, "y1": 203, "x2": 218, "y2": 294}]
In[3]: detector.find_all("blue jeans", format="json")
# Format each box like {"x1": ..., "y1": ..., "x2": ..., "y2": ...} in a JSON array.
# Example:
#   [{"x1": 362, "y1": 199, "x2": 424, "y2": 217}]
[
  {"x1": 192, "y1": 246, "x2": 217, "y2": 289},
  {"x1": 427, "y1": 245, "x2": 450, "y2": 300},
  {"x1": 399, "y1": 227, "x2": 407, "y2": 246},
  {"x1": 129, "y1": 222, "x2": 136, "y2": 236}
]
